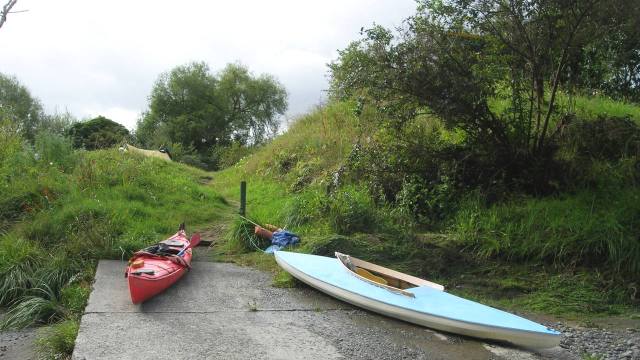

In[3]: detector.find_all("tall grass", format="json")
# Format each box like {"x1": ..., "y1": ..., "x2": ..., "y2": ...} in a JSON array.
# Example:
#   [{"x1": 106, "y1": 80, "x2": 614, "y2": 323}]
[
  {"x1": 0, "y1": 235, "x2": 42, "y2": 305},
  {"x1": 1, "y1": 285, "x2": 67, "y2": 330},
  {"x1": 489, "y1": 91, "x2": 640, "y2": 123},
  {"x1": 37, "y1": 319, "x2": 79, "y2": 359},
  {"x1": 0, "y1": 132, "x2": 229, "y2": 329},
  {"x1": 452, "y1": 185, "x2": 640, "y2": 273}
]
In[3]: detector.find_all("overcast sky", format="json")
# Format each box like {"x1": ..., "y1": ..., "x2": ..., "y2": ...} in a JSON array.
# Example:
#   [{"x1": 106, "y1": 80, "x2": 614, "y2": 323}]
[{"x1": 0, "y1": 0, "x2": 416, "y2": 130}]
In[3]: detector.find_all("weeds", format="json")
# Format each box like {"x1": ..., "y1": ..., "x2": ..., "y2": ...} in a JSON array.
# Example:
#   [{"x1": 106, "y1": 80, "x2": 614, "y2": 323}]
[
  {"x1": 272, "y1": 270, "x2": 297, "y2": 288},
  {"x1": 220, "y1": 218, "x2": 269, "y2": 254},
  {"x1": 37, "y1": 319, "x2": 79, "y2": 360},
  {"x1": 452, "y1": 186, "x2": 640, "y2": 274},
  {"x1": 1, "y1": 284, "x2": 67, "y2": 329}
]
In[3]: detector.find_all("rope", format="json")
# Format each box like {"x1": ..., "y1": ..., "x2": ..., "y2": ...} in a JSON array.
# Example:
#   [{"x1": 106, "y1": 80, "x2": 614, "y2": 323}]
[
  {"x1": 238, "y1": 214, "x2": 261, "y2": 227},
  {"x1": 239, "y1": 221, "x2": 267, "y2": 253}
]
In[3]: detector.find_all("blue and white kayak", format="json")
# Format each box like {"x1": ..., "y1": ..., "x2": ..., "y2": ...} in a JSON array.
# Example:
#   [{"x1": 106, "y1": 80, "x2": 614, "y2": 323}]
[{"x1": 274, "y1": 251, "x2": 560, "y2": 349}]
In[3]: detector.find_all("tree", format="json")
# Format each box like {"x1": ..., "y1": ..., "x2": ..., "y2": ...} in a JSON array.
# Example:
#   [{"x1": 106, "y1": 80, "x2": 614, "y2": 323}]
[
  {"x1": 574, "y1": 0, "x2": 640, "y2": 102},
  {"x1": 424, "y1": 0, "x2": 603, "y2": 153},
  {"x1": 0, "y1": 0, "x2": 17, "y2": 30},
  {"x1": 67, "y1": 116, "x2": 130, "y2": 150},
  {"x1": 217, "y1": 64, "x2": 287, "y2": 145},
  {"x1": 330, "y1": 0, "x2": 625, "y2": 157},
  {"x1": 0, "y1": 72, "x2": 44, "y2": 141},
  {"x1": 137, "y1": 62, "x2": 222, "y2": 153},
  {"x1": 136, "y1": 62, "x2": 287, "y2": 160}
]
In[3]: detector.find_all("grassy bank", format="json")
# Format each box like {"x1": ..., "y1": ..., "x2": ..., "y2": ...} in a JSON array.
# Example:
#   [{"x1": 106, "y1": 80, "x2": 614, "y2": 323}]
[
  {"x1": 0, "y1": 133, "x2": 229, "y2": 357},
  {"x1": 210, "y1": 100, "x2": 640, "y2": 321}
]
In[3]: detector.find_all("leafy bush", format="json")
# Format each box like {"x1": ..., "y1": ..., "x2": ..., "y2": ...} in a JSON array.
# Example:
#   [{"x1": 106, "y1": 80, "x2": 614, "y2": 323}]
[
  {"x1": 324, "y1": 185, "x2": 377, "y2": 234},
  {"x1": 67, "y1": 116, "x2": 129, "y2": 150},
  {"x1": 179, "y1": 153, "x2": 210, "y2": 170},
  {"x1": 0, "y1": 73, "x2": 45, "y2": 141},
  {"x1": 34, "y1": 132, "x2": 76, "y2": 172},
  {"x1": 273, "y1": 150, "x2": 299, "y2": 174},
  {"x1": 346, "y1": 116, "x2": 470, "y2": 226},
  {"x1": 215, "y1": 143, "x2": 257, "y2": 169}
]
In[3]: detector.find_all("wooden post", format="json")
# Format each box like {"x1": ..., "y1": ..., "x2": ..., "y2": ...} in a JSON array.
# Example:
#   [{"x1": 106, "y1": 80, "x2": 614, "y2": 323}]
[{"x1": 239, "y1": 181, "x2": 246, "y2": 216}]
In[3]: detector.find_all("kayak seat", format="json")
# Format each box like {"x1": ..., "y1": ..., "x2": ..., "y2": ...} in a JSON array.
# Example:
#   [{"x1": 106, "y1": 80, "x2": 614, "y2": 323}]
[{"x1": 355, "y1": 267, "x2": 388, "y2": 286}]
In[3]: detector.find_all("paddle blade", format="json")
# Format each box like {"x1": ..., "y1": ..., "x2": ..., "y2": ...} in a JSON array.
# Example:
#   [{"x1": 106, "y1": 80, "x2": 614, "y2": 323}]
[{"x1": 190, "y1": 233, "x2": 201, "y2": 248}]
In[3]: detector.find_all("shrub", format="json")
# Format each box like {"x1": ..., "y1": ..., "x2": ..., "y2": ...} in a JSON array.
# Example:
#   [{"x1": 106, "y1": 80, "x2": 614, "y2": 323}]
[
  {"x1": 67, "y1": 116, "x2": 129, "y2": 150},
  {"x1": 347, "y1": 116, "x2": 468, "y2": 226},
  {"x1": 34, "y1": 132, "x2": 76, "y2": 172},
  {"x1": 179, "y1": 153, "x2": 209, "y2": 169},
  {"x1": 216, "y1": 143, "x2": 257, "y2": 169},
  {"x1": 325, "y1": 185, "x2": 377, "y2": 234},
  {"x1": 559, "y1": 116, "x2": 640, "y2": 160}
]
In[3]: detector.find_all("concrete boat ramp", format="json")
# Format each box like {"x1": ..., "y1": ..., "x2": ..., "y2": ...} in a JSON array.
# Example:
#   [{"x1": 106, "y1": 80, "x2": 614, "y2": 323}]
[{"x1": 73, "y1": 259, "x2": 573, "y2": 360}]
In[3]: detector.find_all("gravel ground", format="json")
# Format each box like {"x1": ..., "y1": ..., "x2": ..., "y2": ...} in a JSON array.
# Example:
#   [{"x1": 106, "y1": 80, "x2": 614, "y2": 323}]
[{"x1": 554, "y1": 322, "x2": 640, "y2": 359}]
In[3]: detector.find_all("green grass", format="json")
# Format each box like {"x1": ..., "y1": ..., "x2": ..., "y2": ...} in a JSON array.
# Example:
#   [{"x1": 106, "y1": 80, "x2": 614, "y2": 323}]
[
  {"x1": 569, "y1": 94, "x2": 640, "y2": 122},
  {"x1": 489, "y1": 91, "x2": 640, "y2": 123},
  {"x1": 451, "y1": 185, "x2": 640, "y2": 274},
  {"x1": 37, "y1": 319, "x2": 79, "y2": 360},
  {"x1": 445, "y1": 262, "x2": 636, "y2": 319},
  {"x1": 209, "y1": 99, "x2": 640, "y2": 320},
  {"x1": 0, "y1": 136, "x2": 230, "y2": 330}
]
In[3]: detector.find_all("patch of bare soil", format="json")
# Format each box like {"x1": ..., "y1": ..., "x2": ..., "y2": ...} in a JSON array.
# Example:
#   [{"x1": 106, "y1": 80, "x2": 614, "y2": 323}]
[{"x1": 191, "y1": 223, "x2": 228, "y2": 261}]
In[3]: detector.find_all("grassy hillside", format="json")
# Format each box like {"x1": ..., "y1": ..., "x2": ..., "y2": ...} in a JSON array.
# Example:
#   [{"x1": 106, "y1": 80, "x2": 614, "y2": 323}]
[
  {"x1": 0, "y1": 133, "x2": 229, "y2": 357},
  {"x1": 211, "y1": 99, "x2": 640, "y2": 319}
]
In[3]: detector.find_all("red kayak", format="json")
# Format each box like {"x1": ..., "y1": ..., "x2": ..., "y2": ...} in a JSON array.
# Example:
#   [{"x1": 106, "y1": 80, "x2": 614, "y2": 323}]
[{"x1": 126, "y1": 224, "x2": 201, "y2": 304}]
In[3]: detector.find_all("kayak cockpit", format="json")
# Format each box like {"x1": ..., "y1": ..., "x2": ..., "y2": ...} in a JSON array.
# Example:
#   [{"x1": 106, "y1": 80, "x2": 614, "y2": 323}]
[{"x1": 335, "y1": 252, "x2": 444, "y2": 297}]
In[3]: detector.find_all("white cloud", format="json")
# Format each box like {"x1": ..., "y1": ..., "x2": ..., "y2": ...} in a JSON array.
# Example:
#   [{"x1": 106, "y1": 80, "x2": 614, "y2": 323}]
[{"x1": 0, "y1": 0, "x2": 416, "y2": 129}]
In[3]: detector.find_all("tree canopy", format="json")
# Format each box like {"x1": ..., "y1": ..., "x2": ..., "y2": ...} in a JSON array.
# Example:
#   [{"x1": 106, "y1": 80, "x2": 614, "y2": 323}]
[
  {"x1": 136, "y1": 62, "x2": 287, "y2": 155},
  {"x1": 67, "y1": 116, "x2": 129, "y2": 150},
  {"x1": 329, "y1": 0, "x2": 640, "y2": 158},
  {"x1": 0, "y1": 73, "x2": 44, "y2": 141}
]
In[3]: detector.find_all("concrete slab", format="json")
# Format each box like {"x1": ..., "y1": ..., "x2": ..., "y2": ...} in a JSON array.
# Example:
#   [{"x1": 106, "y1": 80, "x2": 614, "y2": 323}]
[
  {"x1": 84, "y1": 260, "x2": 349, "y2": 314},
  {"x1": 74, "y1": 259, "x2": 574, "y2": 360},
  {"x1": 73, "y1": 312, "x2": 343, "y2": 360}
]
